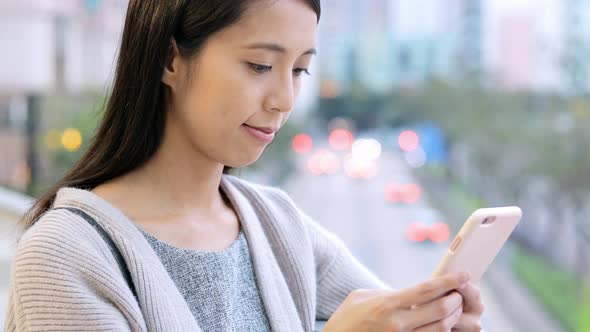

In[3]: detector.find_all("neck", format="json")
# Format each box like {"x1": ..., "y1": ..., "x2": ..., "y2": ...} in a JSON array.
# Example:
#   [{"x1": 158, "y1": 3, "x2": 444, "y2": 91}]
[{"x1": 98, "y1": 116, "x2": 228, "y2": 222}]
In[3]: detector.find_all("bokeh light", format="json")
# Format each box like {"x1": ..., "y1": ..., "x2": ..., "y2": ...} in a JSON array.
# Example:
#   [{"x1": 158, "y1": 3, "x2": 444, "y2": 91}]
[
  {"x1": 405, "y1": 147, "x2": 427, "y2": 168},
  {"x1": 11, "y1": 162, "x2": 31, "y2": 189},
  {"x1": 307, "y1": 149, "x2": 340, "y2": 175},
  {"x1": 320, "y1": 80, "x2": 341, "y2": 99},
  {"x1": 61, "y1": 128, "x2": 83, "y2": 152},
  {"x1": 400, "y1": 183, "x2": 421, "y2": 204},
  {"x1": 428, "y1": 222, "x2": 451, "y2": 243},
  {"x1": 351, "y1": 138, "x2": 382, "y2": 162},
  {"x1": 292, "y1": 133, "x2": 313, "y2": 154},
  {"x1": 398, "y1": 130, "x2": 420, "y2": 152},
  {"x1": 406, "y1": 222, "x2": 429, "y2": 242},
  {"x1": 384, "y1": 183, "x2": 402, "y2": 202},
  {"x1": 343, "y1": 154, "x2": 379, "y2": 180},
  {"x1": 329, "y1": 129, "x2": 354, "y2": 151}
]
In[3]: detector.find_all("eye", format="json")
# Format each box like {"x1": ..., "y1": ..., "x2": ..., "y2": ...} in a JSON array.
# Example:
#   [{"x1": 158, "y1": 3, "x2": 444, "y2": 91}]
[
  {"x1": 248, "y1": 62, "x2": 272, "y2": 74},
  {"x1": 293, "y1": 68, "x2": 311, "y2": 76}
]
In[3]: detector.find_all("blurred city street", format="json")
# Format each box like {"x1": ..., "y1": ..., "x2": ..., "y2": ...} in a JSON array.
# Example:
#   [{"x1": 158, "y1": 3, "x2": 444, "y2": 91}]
[{"x1": 284, "y1": 147, "x2": 563, "y2": 332}]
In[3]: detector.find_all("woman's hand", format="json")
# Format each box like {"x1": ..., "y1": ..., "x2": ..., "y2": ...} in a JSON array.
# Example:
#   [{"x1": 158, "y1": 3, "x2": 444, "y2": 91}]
[
  {"x1": 322, "y1": 272, "x2": 473, "y2": 332},
  {"x1": 452, "y1": 282, "x2": 484, "y2": 331}
]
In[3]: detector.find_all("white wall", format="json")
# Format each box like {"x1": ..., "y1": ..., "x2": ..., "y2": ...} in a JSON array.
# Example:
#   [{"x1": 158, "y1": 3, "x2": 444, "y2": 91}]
[
  {"x1": 0, "y1": 1, "x2": 125, "y2": 94},
  {"x1": 0, "y1": 13, "x2": 56, "y2": 94},
  {"x1": 483, "y1": 0, "x2": 565, "y2": 91}
]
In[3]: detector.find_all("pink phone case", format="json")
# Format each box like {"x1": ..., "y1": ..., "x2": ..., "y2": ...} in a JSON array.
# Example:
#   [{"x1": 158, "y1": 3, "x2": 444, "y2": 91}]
[{"x1": 432, "y1": 206, "x2": 522, "y2": 282}]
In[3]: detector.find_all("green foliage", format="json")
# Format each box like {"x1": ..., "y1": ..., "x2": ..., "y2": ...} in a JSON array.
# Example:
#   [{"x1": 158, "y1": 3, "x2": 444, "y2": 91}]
[
  {"x1": 34, "y1": 92, "x2": 104, "y2": 195},
  {"x1": 578, "y1": 287, "x2": 590, "y2": 332},
  {"x1": 513, "y1": 246, "x2": 589, "y2": 331},
  {"x1": 317, "y1": 91, "x2": 389, "y2": 130}
]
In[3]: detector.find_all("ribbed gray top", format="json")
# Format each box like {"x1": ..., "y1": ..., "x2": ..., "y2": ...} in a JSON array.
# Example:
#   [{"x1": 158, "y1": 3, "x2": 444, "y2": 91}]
[{"x1": 141, "y1": 228, "x2": 272, "y2": 332}]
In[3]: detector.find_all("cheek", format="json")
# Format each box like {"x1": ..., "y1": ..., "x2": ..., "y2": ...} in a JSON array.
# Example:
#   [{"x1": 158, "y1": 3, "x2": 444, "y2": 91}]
[
  {"x1": 193, "y1": 71, "x2": 261, "y2": 125},
  {"x1": 182, "y1": 82, "x2": 228, "y2": 126}
]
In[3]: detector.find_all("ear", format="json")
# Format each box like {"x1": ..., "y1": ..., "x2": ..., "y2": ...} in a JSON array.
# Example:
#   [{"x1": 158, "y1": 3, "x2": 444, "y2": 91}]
[{"x1": 161, "y1": 38, "x2": 183, "y2": 89}]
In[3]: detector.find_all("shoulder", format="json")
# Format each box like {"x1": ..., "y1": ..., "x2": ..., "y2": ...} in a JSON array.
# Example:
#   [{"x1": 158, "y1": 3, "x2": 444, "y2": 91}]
[
  {"x1": 15, "y1": 208, "x2": 112, "y2": 272},
  {"x1": 20, "y1": 208, "x2": 96, "y2": 245},
  {"x1": 9, "y1": 209, "x2": 144, "y2": 331}
]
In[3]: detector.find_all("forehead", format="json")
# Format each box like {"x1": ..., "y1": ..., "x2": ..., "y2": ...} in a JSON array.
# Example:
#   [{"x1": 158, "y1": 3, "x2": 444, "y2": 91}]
[{"x1": 215, "y1": 0, "x2": 318, "y2": 54}]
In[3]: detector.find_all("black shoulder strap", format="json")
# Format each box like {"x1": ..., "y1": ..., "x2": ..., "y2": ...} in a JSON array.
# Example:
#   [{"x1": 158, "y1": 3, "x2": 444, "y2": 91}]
[{"x1": 53, "y1": 207, "x2": 137, "y2": 298}]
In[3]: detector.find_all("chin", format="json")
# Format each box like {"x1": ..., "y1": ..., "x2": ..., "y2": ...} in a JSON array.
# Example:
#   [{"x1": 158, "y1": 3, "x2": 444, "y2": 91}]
[{"x1": 224, "y1": 153, "x2": 264, "y2": 168}]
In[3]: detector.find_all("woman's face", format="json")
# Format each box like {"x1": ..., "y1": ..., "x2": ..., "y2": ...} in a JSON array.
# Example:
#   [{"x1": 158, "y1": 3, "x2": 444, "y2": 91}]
[{"x1": 164, "y1": 0, "x2": 318, "y2": 168}]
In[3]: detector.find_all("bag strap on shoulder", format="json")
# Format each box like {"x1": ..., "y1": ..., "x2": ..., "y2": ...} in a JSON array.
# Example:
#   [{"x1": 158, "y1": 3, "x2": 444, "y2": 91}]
[{"x1": 53, "y1": 207, "x2": 137, "y2": 298}]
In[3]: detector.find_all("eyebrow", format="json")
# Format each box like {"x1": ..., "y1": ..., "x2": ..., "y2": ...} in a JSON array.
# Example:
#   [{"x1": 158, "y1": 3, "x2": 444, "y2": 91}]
[{"x1": 244, "y1": 42, "x2": 317, "y2": 56}]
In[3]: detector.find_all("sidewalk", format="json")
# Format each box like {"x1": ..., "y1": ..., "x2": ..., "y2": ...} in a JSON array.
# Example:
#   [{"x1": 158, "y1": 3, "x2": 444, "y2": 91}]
[{"x1": 479, "y1": 279, "x2": 519, "y2": 332}]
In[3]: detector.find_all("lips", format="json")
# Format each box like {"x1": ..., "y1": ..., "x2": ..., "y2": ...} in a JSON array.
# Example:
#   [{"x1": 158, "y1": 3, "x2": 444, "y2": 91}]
[
  {"x1": 243, "y1": 124, "x2": 276, "y2": 143},
  {"x1": 243, "y1": 125, "x2": 278, "y2": 134}
]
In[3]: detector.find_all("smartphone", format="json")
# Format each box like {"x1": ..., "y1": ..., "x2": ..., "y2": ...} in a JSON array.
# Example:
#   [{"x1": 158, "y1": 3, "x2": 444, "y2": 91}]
[{"x1": 432, "y1": 206, "x2": 522, "y2": 282}]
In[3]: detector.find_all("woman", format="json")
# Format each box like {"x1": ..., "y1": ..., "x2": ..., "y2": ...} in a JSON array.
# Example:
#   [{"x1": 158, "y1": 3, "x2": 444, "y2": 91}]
[{"x1": 6, "y1": 0, "x2": 484, "y2": 331}]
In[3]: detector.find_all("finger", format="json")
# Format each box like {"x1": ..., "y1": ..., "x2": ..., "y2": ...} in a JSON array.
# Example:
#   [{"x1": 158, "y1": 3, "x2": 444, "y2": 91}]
[
  {"x1": 401, "y1": 291, "x2": 463, "y2": 329},
  {"x1": 453, "y1": 313, "x2": 483, "y2": 331},
  {"x1": 393, "y1": 272, "x2": 470, "y2": 308},
  {"x1": 414, "y1": 304, "x2": 463, "y2": 332},
  {"x1": 455, "y1": 283, "x2": 484, "y2": 314}
]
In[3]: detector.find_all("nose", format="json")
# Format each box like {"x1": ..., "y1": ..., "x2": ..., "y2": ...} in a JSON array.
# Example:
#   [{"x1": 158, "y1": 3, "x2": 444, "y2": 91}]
[{"x1": 264, "y1": 72, "x2": 296, "y2": 113}]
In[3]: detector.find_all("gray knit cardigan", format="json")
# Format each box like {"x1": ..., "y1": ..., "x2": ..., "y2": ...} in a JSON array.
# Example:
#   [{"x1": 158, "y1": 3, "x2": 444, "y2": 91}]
[{"x1": 6, "y1": 175, "x2": 391, "y2": 331}]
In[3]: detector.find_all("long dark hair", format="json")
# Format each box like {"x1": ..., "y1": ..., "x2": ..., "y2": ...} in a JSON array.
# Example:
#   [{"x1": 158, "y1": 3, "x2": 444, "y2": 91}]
[{"x1": 21, "y1": 0, "x2": 321, "y2": 230}]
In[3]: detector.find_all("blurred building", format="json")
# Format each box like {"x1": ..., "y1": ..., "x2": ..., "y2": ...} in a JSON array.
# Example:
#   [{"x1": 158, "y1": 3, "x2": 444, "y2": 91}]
[
  {"x1": 388, "y1": 0, "x2": 481, "y2": 87},
  {"x1": 0, "y1": 0, "x2": 126, "y2": 94},
  {"x1": 388, "y1": 0, "x2": 448, "y2": 88},
  {"x1": 562, "y1": 0, "x2": 590, "y2": 94},
  {"x1": 456, "y1": 0, "x2": 483, "y2": 74},
  {"x1": 497, "y1": 15, "x2": 535, "y2": 89},
  {"x1": 0, "y1": 0, "x2": 126, "y2": 191},
  {"x1": 317, "y1": 0, "x2": 362, "y2": 94},
  {"x1": 318, "y1": 0, "x2": 590, "y2": 94},
  {"x1": 318, "y1": 0, "x2": 484, "y2": 93},
  {"x1": 484, "y1": 0, "x2": 565, "y2": 92}
]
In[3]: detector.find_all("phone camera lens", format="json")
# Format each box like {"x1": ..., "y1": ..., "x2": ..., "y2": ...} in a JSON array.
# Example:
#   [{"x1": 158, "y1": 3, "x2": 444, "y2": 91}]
[{"x1": 482, "y1": 216, "x2": 497, "y2": 225}]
